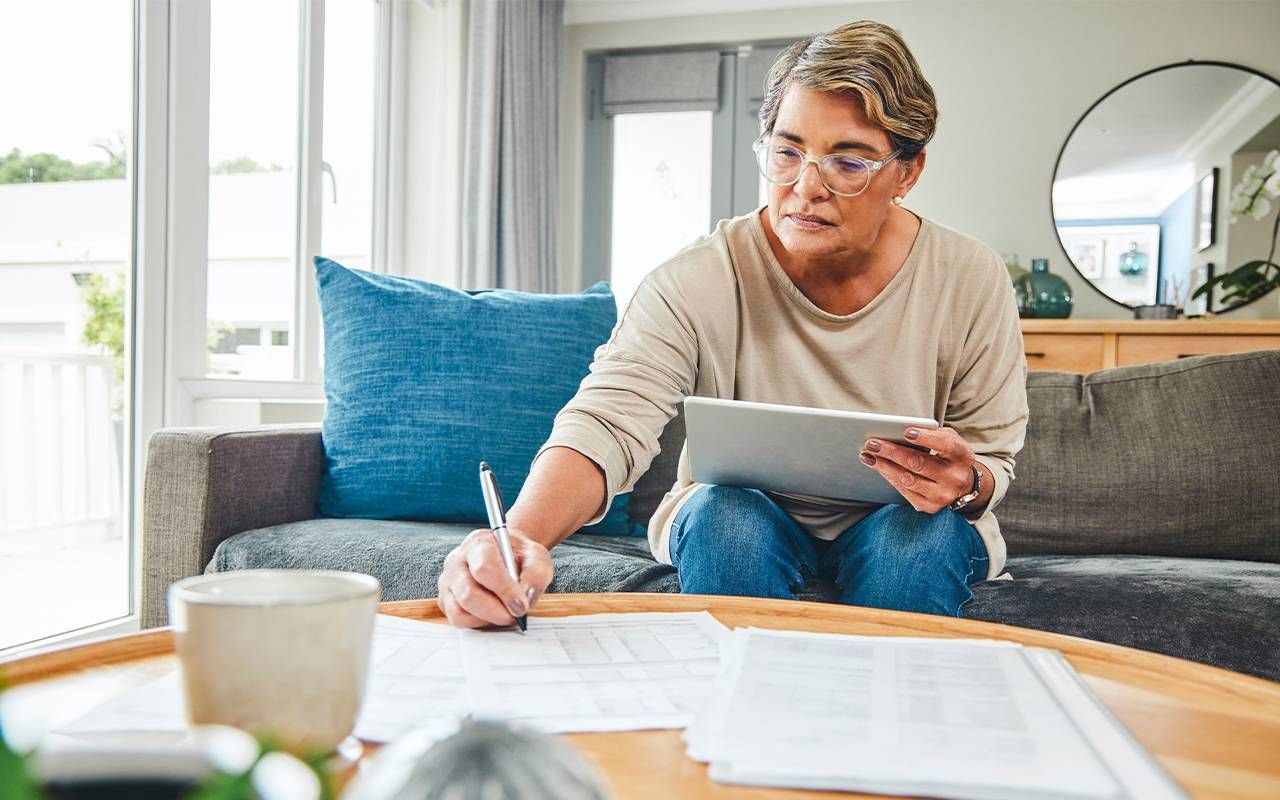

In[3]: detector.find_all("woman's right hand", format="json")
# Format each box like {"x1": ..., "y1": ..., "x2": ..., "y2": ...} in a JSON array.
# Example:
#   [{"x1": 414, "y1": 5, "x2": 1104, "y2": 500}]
[{"x1": 435, "y1": 527, "x2": 555, "y2": 628}]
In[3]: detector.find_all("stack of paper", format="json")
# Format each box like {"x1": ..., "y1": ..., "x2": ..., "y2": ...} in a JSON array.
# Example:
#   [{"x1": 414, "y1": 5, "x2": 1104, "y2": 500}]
[
  {"x1": 50, "y1": 611, "x2": 727, "y2": 744},
  {"x1": 685, "y1": 628, "x2": 1187, "y2": 800},
  {"x1": 46, "y1": 611, "x2": 1188, "y2": 800}
]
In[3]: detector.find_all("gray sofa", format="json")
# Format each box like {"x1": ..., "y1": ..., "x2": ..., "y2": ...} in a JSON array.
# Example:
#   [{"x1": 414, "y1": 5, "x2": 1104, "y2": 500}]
[{"x1": 142, "y1": 350, "x2": 1280, "y2": 682}]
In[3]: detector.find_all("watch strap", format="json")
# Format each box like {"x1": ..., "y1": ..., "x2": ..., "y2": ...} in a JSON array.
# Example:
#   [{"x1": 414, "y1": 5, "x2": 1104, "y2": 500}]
[{"x1": 948, "y1": 465, "x2": 982, "y2": 511}]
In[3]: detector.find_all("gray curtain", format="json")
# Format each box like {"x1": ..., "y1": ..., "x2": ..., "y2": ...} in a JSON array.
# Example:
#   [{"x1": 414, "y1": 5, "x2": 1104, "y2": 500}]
[{"x1": 461, "y1": 0, "x2": 563, "y2": 292}]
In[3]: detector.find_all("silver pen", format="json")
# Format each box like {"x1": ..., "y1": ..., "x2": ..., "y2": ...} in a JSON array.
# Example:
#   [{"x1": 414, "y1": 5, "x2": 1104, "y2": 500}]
[{"x1": 478, "y1": 461, "x2": 527, "y2": 632}]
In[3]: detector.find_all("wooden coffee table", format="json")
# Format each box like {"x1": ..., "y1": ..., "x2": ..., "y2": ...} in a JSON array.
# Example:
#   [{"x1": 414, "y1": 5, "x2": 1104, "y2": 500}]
[{"x1": 4, "y1": 593, "x2": 1280, "y2": 799}]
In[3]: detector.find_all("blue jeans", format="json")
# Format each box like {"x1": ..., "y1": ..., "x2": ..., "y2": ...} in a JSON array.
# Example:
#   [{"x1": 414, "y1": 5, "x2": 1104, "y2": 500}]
[{"x1": 669, "y1": 486, "x2": 989, "y2": 617}]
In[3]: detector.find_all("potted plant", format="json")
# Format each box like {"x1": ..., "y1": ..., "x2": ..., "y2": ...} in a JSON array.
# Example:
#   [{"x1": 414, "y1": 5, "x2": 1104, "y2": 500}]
[{"x1": 1192, "y1": 150, "x2": 1280, "y2": 306}]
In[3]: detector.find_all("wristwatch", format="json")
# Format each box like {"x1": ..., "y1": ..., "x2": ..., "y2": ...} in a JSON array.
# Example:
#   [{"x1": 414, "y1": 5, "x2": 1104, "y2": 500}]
[{"x1": 948, "y1": 465, "x2": 982, "y2": 512}]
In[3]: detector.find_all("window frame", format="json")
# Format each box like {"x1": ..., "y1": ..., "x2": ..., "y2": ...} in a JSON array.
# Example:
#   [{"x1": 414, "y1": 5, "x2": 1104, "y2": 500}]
[
  {"x1": 164, "y1": 0, "x2": 395, "y2": 414},
  {"x1": 581, "y1": 42, "x2": 790, "y2": 289},
  {"x1": 0, "y1": 0, "x2": 399, "y2": 657}
]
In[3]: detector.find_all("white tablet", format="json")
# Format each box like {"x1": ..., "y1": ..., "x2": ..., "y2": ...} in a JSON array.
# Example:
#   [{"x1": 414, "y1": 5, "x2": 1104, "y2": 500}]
[{"x1": 684, "y1": 397, "x2": 940, "y2": 505}]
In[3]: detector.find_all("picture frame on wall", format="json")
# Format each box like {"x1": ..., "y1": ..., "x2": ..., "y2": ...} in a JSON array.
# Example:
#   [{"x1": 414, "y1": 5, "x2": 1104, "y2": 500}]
[
  {"x1": 1057, "y1": 223, "x2": 1161, "y2": 307},
  {"x1": 1186, "y1": 262, "x2": 1215, "y2": 316},
  {"x1": 1196, "y1": 168, "x2": 1218, "y2": 252},
  {"x1": 1065, "y1": 238, "x2": 1105, "y2": 279}
]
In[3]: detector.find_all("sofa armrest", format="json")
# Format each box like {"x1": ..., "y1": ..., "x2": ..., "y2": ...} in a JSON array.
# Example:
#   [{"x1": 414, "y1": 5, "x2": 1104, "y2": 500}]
[{"x1": 141, "y1": 425, "x2": 324, "y2": 628}]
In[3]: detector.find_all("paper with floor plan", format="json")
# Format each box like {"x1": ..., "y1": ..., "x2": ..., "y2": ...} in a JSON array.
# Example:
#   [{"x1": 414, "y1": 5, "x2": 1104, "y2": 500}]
[
  {"x1": 460, "y1": 611, "x2": 728, "y2": 733},
  {"x1": 687, "y1": 628, "x2": 1186, "y2": 800}
]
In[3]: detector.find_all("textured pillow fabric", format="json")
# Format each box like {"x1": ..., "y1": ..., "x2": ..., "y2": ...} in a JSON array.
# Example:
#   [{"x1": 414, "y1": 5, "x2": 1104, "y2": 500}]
[
  {"x1": 315, "y1": 257, "x2": 636, "y2": 534},
  {"x1": 999, "y1": 350, "x2": 1280, "y2": 562}
]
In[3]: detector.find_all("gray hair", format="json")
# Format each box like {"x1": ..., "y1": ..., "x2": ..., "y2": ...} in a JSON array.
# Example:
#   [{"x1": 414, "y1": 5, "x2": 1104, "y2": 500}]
[{"x1": 758, "y1": 20, "x2": 938, "y2": 163}]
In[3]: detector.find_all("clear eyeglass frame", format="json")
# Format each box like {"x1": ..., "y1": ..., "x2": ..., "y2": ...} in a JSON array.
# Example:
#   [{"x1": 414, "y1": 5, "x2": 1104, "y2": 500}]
[{"x1": 752, "y1": 135, "x2": 901, "y2": 198}]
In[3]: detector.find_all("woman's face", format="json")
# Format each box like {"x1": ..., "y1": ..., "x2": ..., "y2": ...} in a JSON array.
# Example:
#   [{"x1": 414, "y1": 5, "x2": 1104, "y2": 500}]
[{"x1": 763, "y1": 84, "x2": 922, "y2": 265}]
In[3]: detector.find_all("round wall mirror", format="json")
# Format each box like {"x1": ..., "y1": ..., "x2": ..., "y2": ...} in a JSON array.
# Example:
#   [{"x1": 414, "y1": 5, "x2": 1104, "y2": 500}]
[{"x1": 1052, "y1": 61, "x2": 1280, "y2": 314}]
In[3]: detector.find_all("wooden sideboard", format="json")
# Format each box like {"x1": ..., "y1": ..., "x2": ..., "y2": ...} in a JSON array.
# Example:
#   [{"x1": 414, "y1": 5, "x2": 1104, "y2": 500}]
[{"x1": 1019, "y1": 319, "x2": 1280, "y2": 373}]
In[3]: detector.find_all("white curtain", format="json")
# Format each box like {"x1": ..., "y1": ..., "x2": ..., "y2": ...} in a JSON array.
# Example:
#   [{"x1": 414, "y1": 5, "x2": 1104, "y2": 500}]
[{"x1": 461, "y1": 0, "x2": 563, "y2": 292}]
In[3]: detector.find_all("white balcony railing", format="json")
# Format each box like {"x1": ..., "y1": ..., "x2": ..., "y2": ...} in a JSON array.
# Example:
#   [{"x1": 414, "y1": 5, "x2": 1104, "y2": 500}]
[{"x1": 0, "y1": 352, "x2": 121, "y2": 549}]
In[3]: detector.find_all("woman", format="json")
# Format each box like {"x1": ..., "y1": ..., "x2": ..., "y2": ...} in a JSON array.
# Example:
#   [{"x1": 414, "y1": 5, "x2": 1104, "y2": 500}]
[{"x1": 437, "y1": 20, "x2": 1028, "y2": 627}]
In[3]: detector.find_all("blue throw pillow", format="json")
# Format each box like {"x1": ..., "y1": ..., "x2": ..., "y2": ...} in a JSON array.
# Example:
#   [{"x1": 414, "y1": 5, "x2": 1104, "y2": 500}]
[{"x1": 315, "y1": 257, "x2": 638, "y2": 535}]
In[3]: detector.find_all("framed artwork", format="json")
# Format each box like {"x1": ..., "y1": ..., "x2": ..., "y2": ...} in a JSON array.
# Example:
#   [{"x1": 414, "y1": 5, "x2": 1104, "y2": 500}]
[
  {"x1": 1186, "y1": 262, "x2": 1216, "y2": 316},
  {"x1": 1196, "y1": 168, "x2": 1218, "y2": 252},
  {"x1": 1065, "y1": 238, "x2": 1105, "y2": 279},
  {"x1": 1057, "y1": 223, "x2": 1161, "y2": 307}
]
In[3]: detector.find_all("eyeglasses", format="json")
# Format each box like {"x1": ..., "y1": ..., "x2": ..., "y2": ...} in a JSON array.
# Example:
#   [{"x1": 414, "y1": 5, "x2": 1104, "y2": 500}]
[{"x1": 753, "y1": 136, "x2": 901, "y2": 197}]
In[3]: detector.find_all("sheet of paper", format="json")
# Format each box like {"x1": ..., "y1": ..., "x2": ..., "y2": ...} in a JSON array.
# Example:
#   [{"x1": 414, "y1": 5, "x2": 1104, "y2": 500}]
[
  {"x1": 353, "y1": 615, "x2": 468, "y2": 742},
  {"x1": 684, "y1": 632, "x2": 1019, "y2": 763},
  {"x1": 689, "y1": 628, "x2": 1184, "y2": 800},
  {"x1": 1020, "y1": 648, "x2": 1188, "y2": 800},
  {"x1": 53, "y1": 615, "x2": 467, "y2": 744},
  {"x1": 461, "y1": 611, "x2": 727, "y2": 733},
  {"x1": 55, "y1": 670, "x2": 187, "y2": 735}
]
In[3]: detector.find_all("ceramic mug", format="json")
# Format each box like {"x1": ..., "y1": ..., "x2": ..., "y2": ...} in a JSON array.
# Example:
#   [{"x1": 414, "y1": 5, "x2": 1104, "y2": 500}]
[{"x1": 168, "y1": 570, "x2": 381, "y2": 753}]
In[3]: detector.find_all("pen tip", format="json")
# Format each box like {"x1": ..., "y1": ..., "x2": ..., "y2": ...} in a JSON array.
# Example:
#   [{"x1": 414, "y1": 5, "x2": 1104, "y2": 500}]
[{"x1": 516, "y1": 616, "x2": 527, "y2": 633}]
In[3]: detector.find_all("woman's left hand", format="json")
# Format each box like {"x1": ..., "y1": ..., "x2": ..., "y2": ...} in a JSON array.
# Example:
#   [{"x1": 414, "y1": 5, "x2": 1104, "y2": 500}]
[{"x1": 860, "y1": 427, "x2": 985, "y2": 515}]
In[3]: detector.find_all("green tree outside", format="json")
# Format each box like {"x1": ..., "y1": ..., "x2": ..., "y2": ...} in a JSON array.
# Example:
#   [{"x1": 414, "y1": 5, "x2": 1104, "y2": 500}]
[
  {"x1": 1, "y1": 138, "x2": 281, "y2": 184},
  {"x1": 0, "y1": 148, "x2": 124, "y2": 183},
  {"x1": 210, "y1": 156, "x2": 284, "y2": 175},
  {"x1": 78, "y1": 272, "x2": 126, "y2": 387}
]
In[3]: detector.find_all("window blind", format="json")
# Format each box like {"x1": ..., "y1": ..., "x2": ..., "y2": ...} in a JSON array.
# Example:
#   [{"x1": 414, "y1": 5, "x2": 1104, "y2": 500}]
[{"x1": 602, "y1": 51, "x2": 721, "y2": 114}]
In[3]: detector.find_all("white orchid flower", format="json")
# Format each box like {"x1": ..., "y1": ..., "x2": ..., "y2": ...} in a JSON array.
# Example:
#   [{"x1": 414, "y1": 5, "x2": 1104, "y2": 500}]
[
  {"x1": 1242, "y1": 164, "x2": 1260, "y2": 184},
  {"x1": 1231, "y1": 192, "x2": 1252, "y2": 214},
  {"x1": 1265, "y1": 150, "x2": 1280, "y2": 170},
  {"x1": 1249, "y1": 195, "x2": 1273, "y2": 221},
  {"x1": 191, "y1": 725, "x2": 261, "y2": 775},
  {"x1": 250, "y1": 751, "x2": 322, "y2": 800},
  {"x1": 1264, "y1": 169, "x2": 1280, "y2": 198}
]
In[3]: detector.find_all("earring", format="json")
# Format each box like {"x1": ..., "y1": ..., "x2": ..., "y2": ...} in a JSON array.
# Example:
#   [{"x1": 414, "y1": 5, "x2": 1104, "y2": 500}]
[{"x1": 892, "y1": 196, "x2": 904, "y2": 206}]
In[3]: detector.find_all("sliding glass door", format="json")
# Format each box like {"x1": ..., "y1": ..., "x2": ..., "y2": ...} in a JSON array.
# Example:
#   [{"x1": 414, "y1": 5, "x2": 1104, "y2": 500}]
[
  {"x1": 0, "y1": 0, "x2": 135, "y2": 650},
  {"x1": 583, "y1": 43, "x2": 787, "y2": 310}
]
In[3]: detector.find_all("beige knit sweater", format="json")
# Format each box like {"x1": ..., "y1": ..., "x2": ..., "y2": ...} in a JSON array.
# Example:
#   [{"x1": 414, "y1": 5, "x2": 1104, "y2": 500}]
[{"x1": 539, "y1": 209, "x2": 1028, "y2": 579}]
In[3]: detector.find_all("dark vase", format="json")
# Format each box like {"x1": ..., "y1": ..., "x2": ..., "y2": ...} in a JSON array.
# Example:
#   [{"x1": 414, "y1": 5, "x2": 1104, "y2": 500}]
[{"x1": 1015, "y1": 258, "x2": 1074, "y2": 318}]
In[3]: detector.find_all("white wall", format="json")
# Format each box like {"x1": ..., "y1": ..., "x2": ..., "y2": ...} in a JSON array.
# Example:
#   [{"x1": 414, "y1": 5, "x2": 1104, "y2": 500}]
[
  {"x1": 559, "y1": 0, "x2": 1280, "y2": 319},
  {"x1": 1190, "y1": 86, "x2": 1280, "y2": 317}
]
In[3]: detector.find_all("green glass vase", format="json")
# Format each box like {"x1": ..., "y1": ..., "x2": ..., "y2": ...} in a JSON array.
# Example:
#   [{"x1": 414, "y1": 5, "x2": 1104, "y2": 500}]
[
  {"x1": 1005, "y1": 253, "x2": 1028, "y2": 284},
  {"x1": 1015, "y1": 258, "x2": 1074, "y2": 318}
]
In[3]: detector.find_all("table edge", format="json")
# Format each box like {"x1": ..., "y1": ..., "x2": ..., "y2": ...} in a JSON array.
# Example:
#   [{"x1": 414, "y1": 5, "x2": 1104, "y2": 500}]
[{"x1": 4, "y1": 594, "x2": 1277, "y2": 705}]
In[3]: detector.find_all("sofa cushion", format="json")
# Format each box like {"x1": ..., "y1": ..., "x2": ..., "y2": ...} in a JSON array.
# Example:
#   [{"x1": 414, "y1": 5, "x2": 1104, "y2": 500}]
[
  {"x1": 969, "y1": 554, "x2": 1280, "y2": 682},
  {"x1": 211, "y1": 518, "x2": 1280, "y2": 682},
  {"x1": 998, "y1": 350, "x2": 1280, "y2": 563},
  {"x1": 211, "y1": 519, "x2": 679, "y2": 599},
  {"x1": 314, "y1": 257, "x2": 635, "y2": 535}
]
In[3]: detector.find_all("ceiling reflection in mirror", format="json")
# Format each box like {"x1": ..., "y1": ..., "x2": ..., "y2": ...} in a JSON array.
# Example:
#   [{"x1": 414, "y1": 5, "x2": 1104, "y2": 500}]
[{"x1": 1053, "y1": 63, "x2": 1280, "y2": 313}]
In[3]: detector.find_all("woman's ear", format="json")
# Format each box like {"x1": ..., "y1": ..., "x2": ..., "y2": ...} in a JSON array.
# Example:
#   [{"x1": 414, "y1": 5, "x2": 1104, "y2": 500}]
[{"x1": 896, "y1": 148, "x2": 926, "y2": 197}]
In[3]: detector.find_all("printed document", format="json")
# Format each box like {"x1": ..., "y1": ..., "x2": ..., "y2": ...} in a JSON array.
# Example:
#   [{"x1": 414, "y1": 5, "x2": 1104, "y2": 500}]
[
  {"x1": 461, "y1": 611, "x2": 727, "y2": 733},
  {"x1": 53, "y1": 612, "x2": 727, "y2": 741},
  {"x1": 53, "y1": 615, "x2": 466, "y2": 744},
  {"x1": 353, "y1": 614, "x2": 468, "y2": 742},
  {"x1": 687, "y1": 628, "x2": 1186, "y2": 800}
]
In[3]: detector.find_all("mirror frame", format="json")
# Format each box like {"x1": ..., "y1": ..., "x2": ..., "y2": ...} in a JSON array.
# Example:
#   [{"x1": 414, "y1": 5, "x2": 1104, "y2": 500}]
[{"x1": 1050, "y1": 59, "x2": 1280, "y2": 314}]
